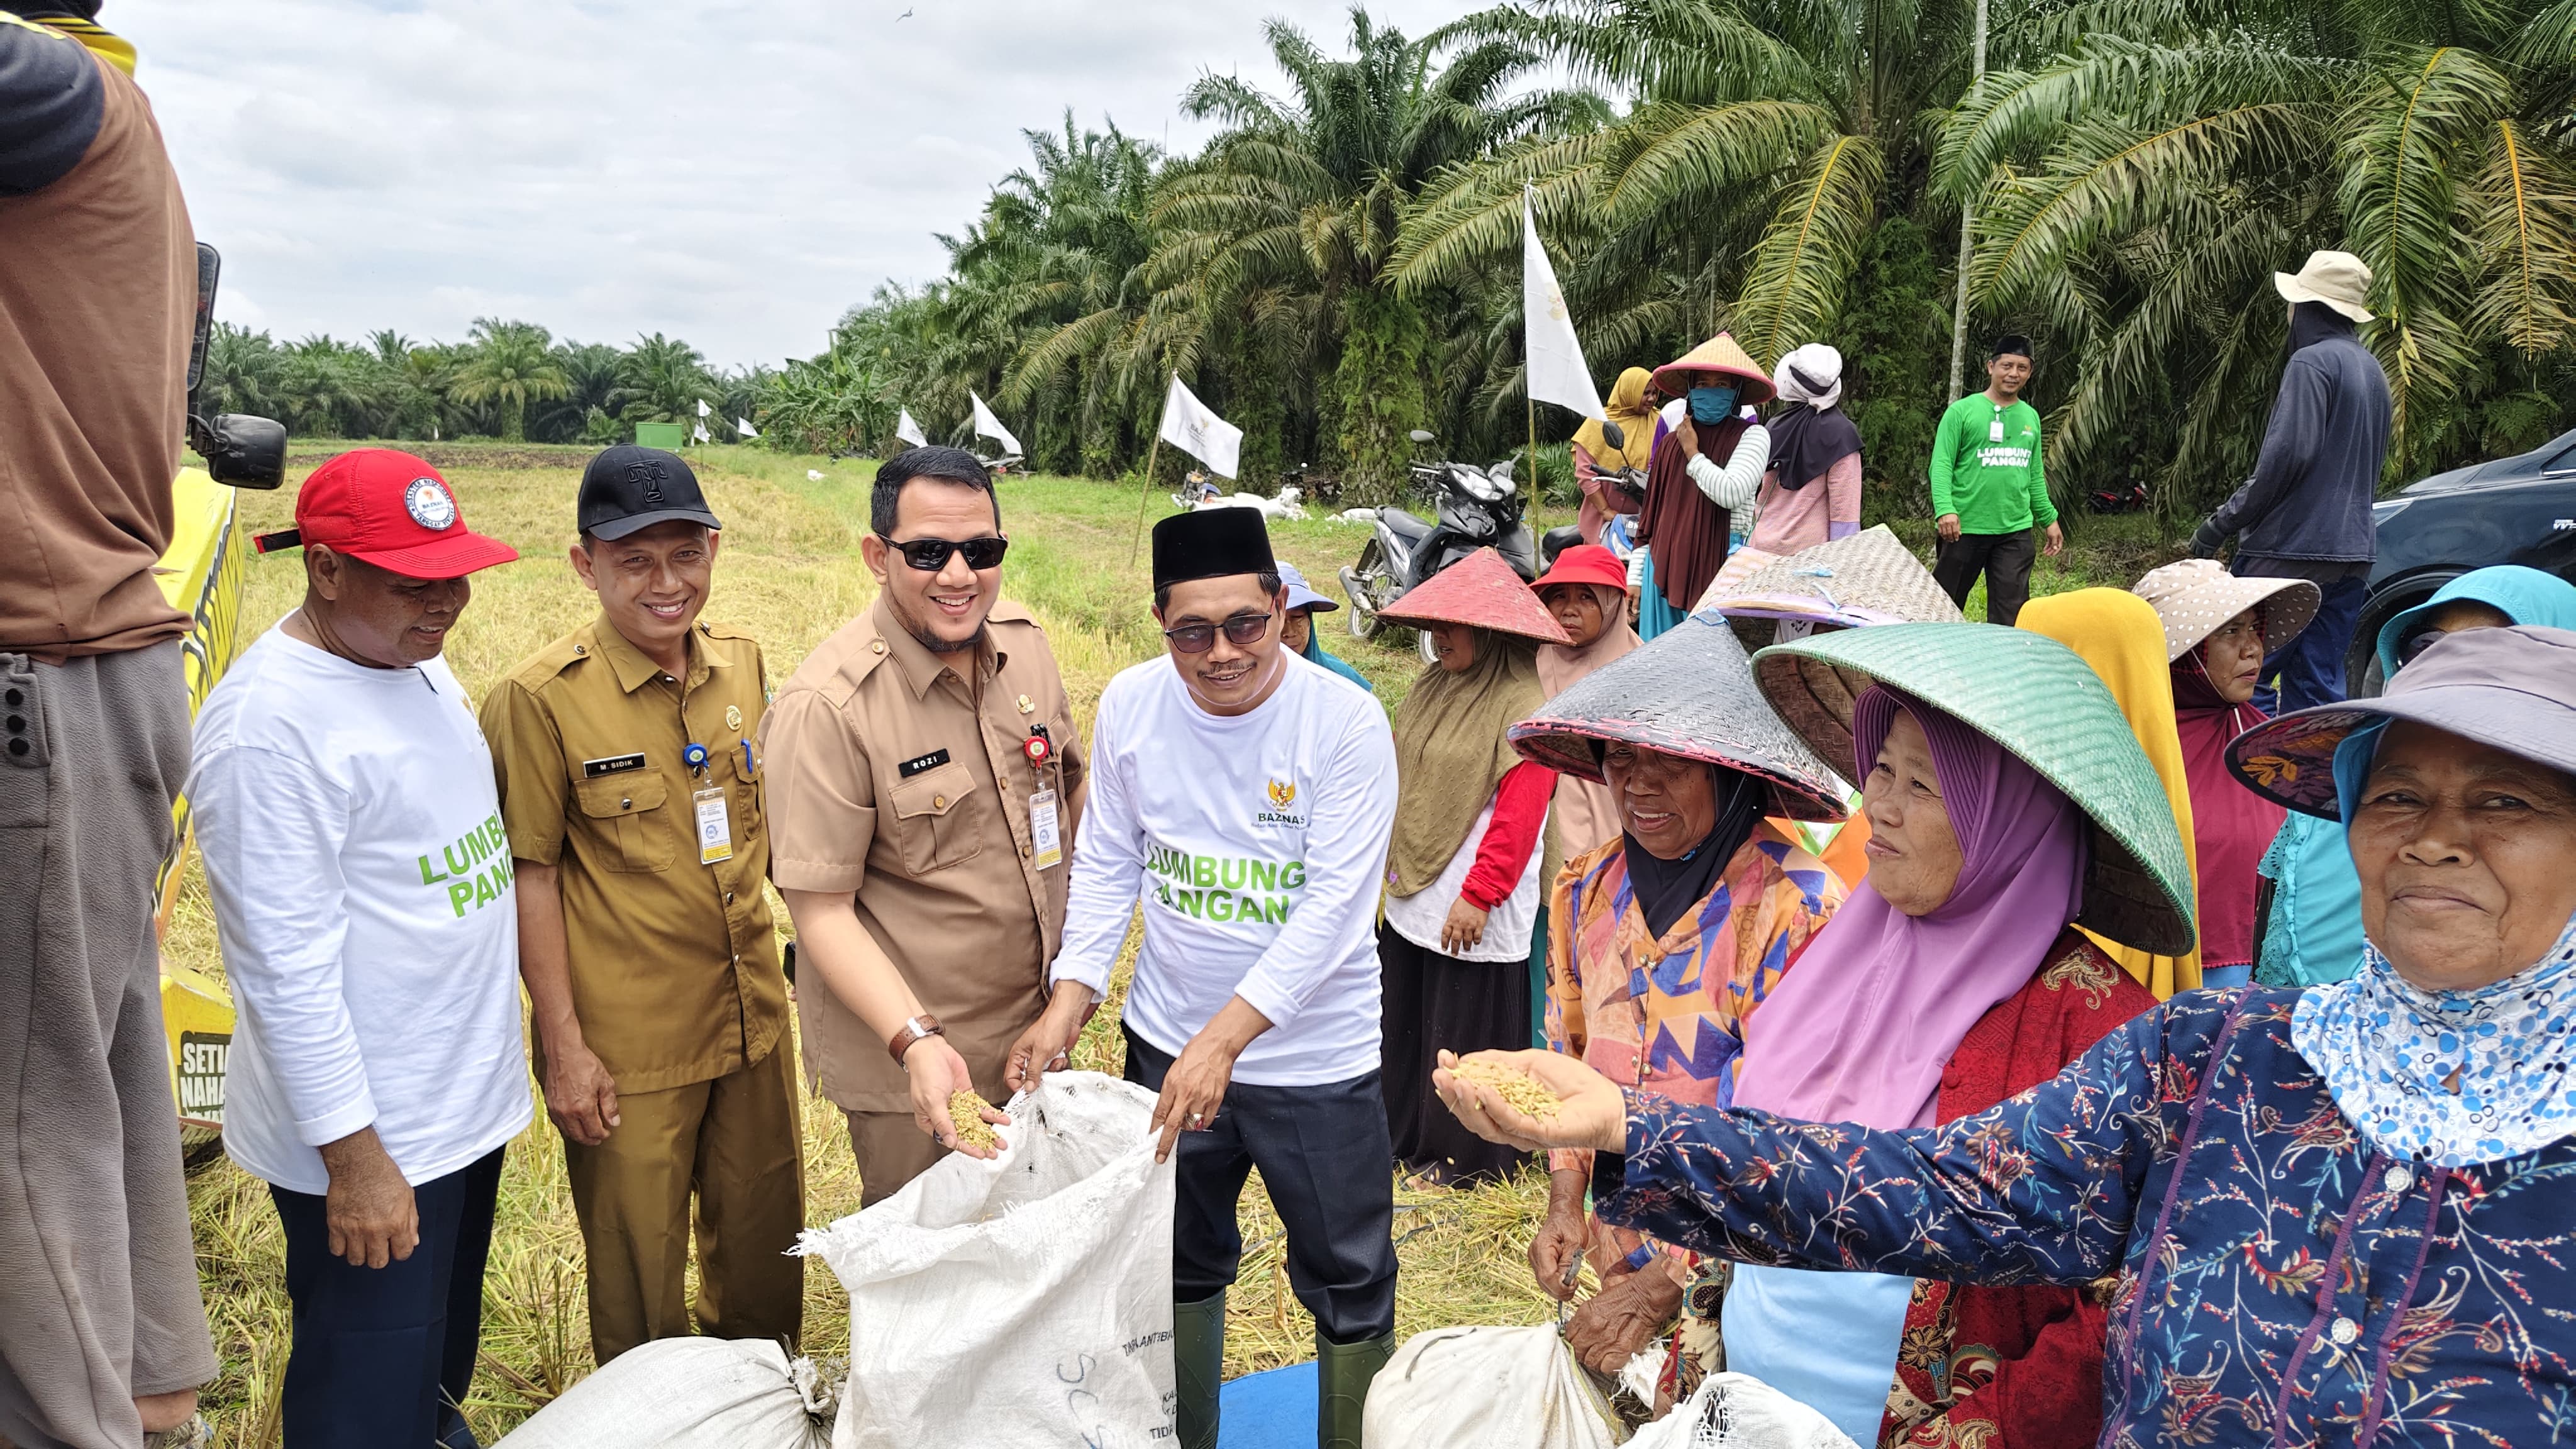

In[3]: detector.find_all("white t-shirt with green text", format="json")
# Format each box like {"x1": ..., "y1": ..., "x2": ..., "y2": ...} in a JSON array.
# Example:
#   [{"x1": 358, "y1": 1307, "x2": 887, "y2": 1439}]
[
  {"x1": 1050, "y1": 650, "x2": 1397, "y2": 1086},
  {"x1": 190, "y1": 626, "x2": 531, "y2": 1194}
]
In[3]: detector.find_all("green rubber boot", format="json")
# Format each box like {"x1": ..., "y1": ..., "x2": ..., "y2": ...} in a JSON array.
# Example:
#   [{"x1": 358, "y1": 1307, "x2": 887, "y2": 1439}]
[
  {"x1": 1316, "y1": 1330, "x2": 1396, "y2": 1449},
  {"x1": 1173, "y1": 1291, "x2": 1228, "y2": 1449}
]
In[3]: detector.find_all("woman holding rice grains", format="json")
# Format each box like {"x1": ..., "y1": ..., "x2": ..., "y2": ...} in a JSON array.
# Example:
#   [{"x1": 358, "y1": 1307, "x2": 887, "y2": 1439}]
[
  {"x1": 1507, "y1": 615, "x2": 1848, "y2": 1383},
  {"x1": 2131, "y1": 559, "x2": 2321, "y2": 987},
  {"x1": 1374, "y1": 548, "x2": 1569, "y2": 1187},
  {"x1": 1442, "y1": 624, "x2": 2576, "y2": 1449}
]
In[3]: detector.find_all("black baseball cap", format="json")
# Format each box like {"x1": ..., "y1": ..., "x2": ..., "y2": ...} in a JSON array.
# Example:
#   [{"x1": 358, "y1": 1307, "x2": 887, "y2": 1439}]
[{"x1": 577, "y1": 446, "x2": 723, "y2": 541}]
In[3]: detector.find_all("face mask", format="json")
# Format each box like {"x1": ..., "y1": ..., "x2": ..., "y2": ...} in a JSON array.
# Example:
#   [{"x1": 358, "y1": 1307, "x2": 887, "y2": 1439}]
[{"x1": 1687, "y1": 385, "x2": 1737, "y2": 425}]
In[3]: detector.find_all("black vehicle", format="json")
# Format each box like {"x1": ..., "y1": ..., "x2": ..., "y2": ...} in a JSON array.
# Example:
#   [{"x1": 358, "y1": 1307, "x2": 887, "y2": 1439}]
[
  {"x1": 2349, "y1": 425, "x2": 2576, "y2": 694},
  {"x1": 1341, "y1": 428, "x2": 1538, "y2": 658}
]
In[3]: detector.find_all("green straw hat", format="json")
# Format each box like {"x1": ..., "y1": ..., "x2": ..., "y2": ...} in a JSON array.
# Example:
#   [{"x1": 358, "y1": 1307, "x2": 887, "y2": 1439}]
[{"x1": 1751, "y1": 622, "x2": 2197, "y2": 955}]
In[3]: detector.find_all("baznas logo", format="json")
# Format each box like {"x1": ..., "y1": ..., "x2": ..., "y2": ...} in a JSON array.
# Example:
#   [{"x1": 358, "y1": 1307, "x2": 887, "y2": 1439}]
[
  {"x1": 1267, "y1": 779, "x2": 1297, "y2": 808},
  {"x1": 404, "y1": 477, "x2": 458, "y2": 531}
]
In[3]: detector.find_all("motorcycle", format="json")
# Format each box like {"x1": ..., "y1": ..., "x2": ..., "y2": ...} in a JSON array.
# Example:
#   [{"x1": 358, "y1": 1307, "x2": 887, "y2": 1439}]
[
  {"x1": 1340, "y1": 428, "x2": 1540, "y2": 661},
  {"x1": 2089, "y1": 479, "x2": 2151, "y2": 514}
]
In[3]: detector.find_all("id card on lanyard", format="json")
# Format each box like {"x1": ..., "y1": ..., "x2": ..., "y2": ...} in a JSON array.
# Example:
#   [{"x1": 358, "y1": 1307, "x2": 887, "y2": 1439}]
[
  {"x1": 1989, "y1": 404, "x2": 2006, "y2": 443},
  {"x1": 694, "y1": 787, "x2": 733, "y2": 865}
]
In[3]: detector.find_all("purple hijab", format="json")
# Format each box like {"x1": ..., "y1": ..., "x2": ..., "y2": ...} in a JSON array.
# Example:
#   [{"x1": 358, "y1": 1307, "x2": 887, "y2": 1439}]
[{"x1": 1734, "y1": 687, "x2": 2087, "y2": 1129}]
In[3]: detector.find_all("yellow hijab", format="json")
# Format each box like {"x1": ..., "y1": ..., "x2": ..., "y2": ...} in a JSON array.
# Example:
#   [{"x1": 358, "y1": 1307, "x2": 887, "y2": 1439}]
[
  {"x1": 1571, "y1": 367, "x2": 1657, "y2": 472},
  {"x1": 2017, "y1": 589, "x2": 2204, "y2": 997}
]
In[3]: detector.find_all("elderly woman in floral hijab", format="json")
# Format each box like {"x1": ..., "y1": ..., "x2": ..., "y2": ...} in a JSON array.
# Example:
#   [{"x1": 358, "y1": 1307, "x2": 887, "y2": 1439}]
[{"x1": 1440, "y1": 625, "x2": 2576, "y2": 1448}]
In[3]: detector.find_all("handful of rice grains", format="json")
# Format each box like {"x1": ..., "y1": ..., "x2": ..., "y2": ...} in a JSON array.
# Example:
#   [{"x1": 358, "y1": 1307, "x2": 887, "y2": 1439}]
[
  {"x1": 948, "y1": 1090, "x2": 1002, "y2": 1151},
  {"x1": 1452, "y1": 1057, "x2": 1563, "y2": 1119}
]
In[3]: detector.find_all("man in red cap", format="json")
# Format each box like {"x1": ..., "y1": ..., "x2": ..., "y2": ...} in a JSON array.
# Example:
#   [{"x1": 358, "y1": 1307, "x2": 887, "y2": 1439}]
[{"x1": 189, "y1": 450, "x2": 527, "y2": 1448}]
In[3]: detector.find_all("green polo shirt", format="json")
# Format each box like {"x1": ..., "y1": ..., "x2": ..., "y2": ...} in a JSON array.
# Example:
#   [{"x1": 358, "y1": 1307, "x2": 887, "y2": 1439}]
[{"x1": 1929, "y1": 394, "x2": 2056, "y2": 534}]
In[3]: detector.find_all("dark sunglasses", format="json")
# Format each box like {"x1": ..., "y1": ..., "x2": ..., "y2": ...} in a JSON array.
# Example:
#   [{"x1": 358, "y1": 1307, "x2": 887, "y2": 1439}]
[
  {"x1": 1162, "y1": 610, "x2": 1274, "y2": 654},
  {"x1": 2399, "y1": 627, "x2": 2453, "y2": 665},
  {"x1": 877, "y1": 534, "x2": 1009, "y2": 571}
]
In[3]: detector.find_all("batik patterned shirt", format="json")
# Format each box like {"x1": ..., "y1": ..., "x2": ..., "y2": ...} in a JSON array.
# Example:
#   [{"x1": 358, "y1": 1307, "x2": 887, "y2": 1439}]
[{"x1": 1602, "y1": 988, "x2": 2576, "y2": 1448}]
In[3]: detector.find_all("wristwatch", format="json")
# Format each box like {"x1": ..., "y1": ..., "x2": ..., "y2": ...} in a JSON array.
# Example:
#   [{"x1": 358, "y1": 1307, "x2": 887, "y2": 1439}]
[{"x1": 887, "y1": 1014, "x2": 946, "y2": 1065}]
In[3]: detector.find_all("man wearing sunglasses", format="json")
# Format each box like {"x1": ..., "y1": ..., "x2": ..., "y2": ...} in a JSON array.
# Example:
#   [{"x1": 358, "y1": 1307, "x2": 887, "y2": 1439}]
[
  {"x1": 761, "y1": 445, "x2": 1088, "y2": 1204},
  {"x1": 1018, "y1": 509, "x2": 1401, "y2": 1449}
]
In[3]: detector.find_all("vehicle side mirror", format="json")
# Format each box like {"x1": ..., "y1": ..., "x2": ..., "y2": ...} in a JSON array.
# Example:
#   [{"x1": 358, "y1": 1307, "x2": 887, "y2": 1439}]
[
  {"x1": 191, "y1": 414, "x2": 288, "y2": 490},
  {"x1": 1491, "y1": 459, "x2": 1515, "y2": 484},
  {"x1": 1598, "y1": 421, "x2": 1624, "y2": 450},
  {"x1": 1408, "y1": 430, "x2": 1436, "y2": 445},
  {"x1": 187, "y1": 243, "x2": 219, "y2": 396}
]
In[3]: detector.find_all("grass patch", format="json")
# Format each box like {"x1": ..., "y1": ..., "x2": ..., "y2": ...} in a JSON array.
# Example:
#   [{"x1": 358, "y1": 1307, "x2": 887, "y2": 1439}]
[{"x1": 173, "y1": 441, "x2": 2176, "y2": 1442}]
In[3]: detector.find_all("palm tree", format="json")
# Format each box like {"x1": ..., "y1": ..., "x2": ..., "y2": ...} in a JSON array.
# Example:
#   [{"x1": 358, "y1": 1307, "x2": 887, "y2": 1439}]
[
  {"x1": 611, "y1": 333, "x2": 717, "y2": 426},
  {"x1": 450, "y1": 318, "x2": 571, "y2": 441},
  {"x1": 1939, "y1": 0, "x2": 2576, "y2": 506},
  {"x1": 1140, "y1": 7, "x2": 1596, "y2": 499}
]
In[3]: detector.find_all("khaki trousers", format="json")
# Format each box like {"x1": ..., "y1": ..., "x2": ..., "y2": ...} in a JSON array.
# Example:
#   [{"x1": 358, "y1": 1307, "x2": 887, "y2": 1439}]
[
  {"x1": 564, "y1": 1041, "x2": 805, "y2": 1365},
  {"x1": 843, "y1": 1049, "x2": 1013, "y2": 1208}
]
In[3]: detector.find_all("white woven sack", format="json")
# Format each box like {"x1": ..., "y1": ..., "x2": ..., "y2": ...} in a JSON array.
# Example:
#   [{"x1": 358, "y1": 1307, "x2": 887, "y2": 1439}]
[
  {"x1": 1626, "y1": 1372, "x2": 1858, "y2": 1449},
  {"x1": 1360, "y1": 1325, "x2": 1623, "y2": 1449},
  {"x1": 492, "y1": 1338, "x2": 833, "y2": 1448},
  {"x1": 802, "y1": 1070, "x2": 1175, "y2": 1449}
]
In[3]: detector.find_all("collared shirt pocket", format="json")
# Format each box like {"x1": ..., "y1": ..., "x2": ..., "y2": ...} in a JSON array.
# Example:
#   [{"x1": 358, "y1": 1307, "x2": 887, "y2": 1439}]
[
  {"x1": 573, "y1": 771, "x2": 676, "y2": 873},
  {"x1": 886, "y1": 758, "x2": 984, "y2": 875}
]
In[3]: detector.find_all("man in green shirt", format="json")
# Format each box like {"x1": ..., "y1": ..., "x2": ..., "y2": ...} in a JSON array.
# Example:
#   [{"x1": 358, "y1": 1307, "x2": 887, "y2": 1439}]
[{"x1": 1928, "y1": 334, "x2": 2063, "y2": 625}]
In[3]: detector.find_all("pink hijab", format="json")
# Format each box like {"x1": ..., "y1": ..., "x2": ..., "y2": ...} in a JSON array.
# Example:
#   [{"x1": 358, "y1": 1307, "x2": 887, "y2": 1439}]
[{"x1": 1733, "y1": 687, "x2": 2087, "y2": 1129}]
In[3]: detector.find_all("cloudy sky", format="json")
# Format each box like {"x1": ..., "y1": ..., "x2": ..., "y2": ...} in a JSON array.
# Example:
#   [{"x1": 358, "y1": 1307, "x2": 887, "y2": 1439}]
[{"x1": 114, "y1": 0, "x2": 1466, "y2": 369}]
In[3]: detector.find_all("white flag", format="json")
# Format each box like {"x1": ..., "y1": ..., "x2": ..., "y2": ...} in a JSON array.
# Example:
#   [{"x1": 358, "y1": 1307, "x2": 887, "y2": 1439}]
[
  {"x1": 969, "y1": 391, "x2": 1024, "y2": 455},
  {"x1": 1524, "y1": 189, "x2": 1604, "y2": 419},
  {"x1": 1156, "y1": 375, "x2": 1245, "y2": 479},
  {"x1": 735, "y1": 416, "x2": 758, "y2": 438},
  {"x1": 895, "y1": 408, "x2": 928, "y2": 448},
  {"x1": 691, "y1": 419, "x2": 710, "y2": 444},
  {"x1": 696, "y1": 399, "x2": 711, "y2": 419}
]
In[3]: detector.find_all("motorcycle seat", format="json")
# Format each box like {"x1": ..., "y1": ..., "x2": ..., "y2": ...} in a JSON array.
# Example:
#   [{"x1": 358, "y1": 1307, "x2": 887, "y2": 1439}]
[{"x1": 1377, "y1": 508, "x2": 1433, "y2": 543}]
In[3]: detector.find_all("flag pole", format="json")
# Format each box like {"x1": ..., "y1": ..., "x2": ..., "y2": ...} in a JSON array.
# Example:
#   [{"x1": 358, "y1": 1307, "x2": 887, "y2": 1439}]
[
  {"x1": 1526, "y1": 393, "x2": 1540, "y2": 522},
  {"x1": 1130, "y1": 374, "x2": 1174, "y2": 569}
]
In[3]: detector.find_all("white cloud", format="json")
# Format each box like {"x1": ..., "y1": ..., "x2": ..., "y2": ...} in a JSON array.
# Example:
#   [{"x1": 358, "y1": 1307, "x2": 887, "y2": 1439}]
[{"x1": 113, "y1": 0, "x2": 1469, "y2": 368}]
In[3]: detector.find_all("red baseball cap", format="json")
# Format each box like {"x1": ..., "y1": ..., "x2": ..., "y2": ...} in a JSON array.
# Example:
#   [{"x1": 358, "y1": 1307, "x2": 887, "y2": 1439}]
[
  {"x1": 1530, "y1": 543, "x2": 1628, "y2": 595},
  {"x1": 254, "y1": 449, "x2": 519, "y2": 579}
]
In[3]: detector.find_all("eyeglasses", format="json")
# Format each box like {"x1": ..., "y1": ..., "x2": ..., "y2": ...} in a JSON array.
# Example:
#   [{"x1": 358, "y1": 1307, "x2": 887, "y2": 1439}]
[
  {"x1": 877, "y1": 534, "x2": 1009, "y2": 572},
  {"x1": 2399, "y1": 627, "x2": 2453, "y2": 665},
  {"x1": 1162, "y1": 610, "x2": 1274, "y2": 654}
]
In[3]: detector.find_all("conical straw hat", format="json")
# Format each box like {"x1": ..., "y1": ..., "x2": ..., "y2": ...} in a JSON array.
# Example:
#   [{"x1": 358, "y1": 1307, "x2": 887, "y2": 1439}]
[
  {"x1": 1650, "y1": 332, "x2": 1775, "y2": 404},
  {"x1": 1696, "y1": 525, "x2": 1964, "y2": 629},
  {"x1": 1751, "y1": 622, "x2": 2197, "y2": 955},
  {"x1": 1510, "y1": 613, "x2": 1851, "y2": 821},
  {"x1": 1376, "y1": 547, "x2": 1570, "y2": 645}
]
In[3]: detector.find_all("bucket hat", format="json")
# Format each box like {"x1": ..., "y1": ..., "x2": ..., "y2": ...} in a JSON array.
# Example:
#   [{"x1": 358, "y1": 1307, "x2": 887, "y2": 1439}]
[
  {"x1": 2274, "y1": 250, "x2": 2375, "y2": 324},
  {"x1": 1650, "y1": 332, "x2": 1775, "y2": 405},
  {"x1": 2131, "y1": 558, "x2": 2321, "y2": 661},
  {"x1": 2227, "y1": 625, "x2": 2576, "y2": 819},
  {"x1": 1276, "y1": 561, "x2": 1339, "y2": 614},
  {"x1": 1530, "y1": 543, "x2": 1628, "y2": 596},
  {"x1": 1377, "y1": 547, "x2": 1571, "y2": 645},
  {"x1": 1696, "y1": 525, "x2": 1965, "y2": 630},
  {"x1": 1752, "y1": 623, "x2": 2198, "y2": 953},
  {"x1": 1511, "y1": 613, "x2": 1850, "y2": 820}
]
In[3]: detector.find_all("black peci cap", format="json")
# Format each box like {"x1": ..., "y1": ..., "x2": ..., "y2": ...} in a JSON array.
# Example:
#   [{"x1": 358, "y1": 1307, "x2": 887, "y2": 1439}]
[
  {"x1": 1989, "y1": 333, "x2": 2034, "y2": 361},
  {"x1": 1152, "y1": 508, "x2": 1276, "y2": 591},
  {"x1": 578, "y1": 446, "x2": 723, "y2": 540}
]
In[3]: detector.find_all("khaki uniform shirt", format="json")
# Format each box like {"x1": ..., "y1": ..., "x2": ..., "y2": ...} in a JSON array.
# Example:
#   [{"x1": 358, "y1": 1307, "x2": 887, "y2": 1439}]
[
  {"x1": 482, "y1": 616, "x2": 785, "y2": 1095},
  {"x1": 760, "y1": 597, "x2": 1086, "y2": 1113}
]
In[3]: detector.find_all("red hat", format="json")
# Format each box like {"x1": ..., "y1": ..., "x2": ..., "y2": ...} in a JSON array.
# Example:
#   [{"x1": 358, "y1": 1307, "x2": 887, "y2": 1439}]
[
  {"x1": 1376, "y1": 547, "x2": 1571, "y2": 645},
  {"x1": 1530, "y1": 544, "x2": 1628, "y2": 596},
  {"x1": 255, "y1": 449, "x2": 519, "y2": 579}
]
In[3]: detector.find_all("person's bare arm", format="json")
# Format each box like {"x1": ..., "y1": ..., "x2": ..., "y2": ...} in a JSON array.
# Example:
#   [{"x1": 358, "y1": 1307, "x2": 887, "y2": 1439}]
[
  {"x1": 514, "y1": 861, "x2": 619, "y2": 1146},
  {"x1": 1148, "y1": 996, "x2": 1276, "y2": 1163},
  {"x1": 318, "y1": 1126, "x2": 418, "y2": 1269},
  {"x1": 780, "y1": 887, "x2": 1003, "y2": 1154}
]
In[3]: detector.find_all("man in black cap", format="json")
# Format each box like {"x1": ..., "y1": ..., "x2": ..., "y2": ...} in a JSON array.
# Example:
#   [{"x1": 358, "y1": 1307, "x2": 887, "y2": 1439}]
[
  {"x1": 1015, "y1": 509, "x2": 1401, "y2": 1449},
  {"x1": 1928, "y1": 333, "x2": 2062, "y2": 626},
  {"x1": 480, "y1": 445, "x2": 803, "y2": 1364}
]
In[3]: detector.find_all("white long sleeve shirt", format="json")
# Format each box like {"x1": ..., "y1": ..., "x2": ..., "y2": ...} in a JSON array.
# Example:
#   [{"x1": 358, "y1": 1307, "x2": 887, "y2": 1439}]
[
  {"x1": 189, "y1": 626, "x2": 531, "y2": 1193},
  {"x1": 1048, "y1": 650, "x2": 1397, "y2": 1085}
]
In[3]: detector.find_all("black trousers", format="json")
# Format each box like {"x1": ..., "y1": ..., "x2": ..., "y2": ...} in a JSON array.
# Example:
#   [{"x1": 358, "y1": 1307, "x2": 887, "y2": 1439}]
[
  {"x1": 1379, "y1": 924, "x2": 1535, "y2": 1186},
  {"x1": 270, "y1": 1146, "x2": 503, "y2": 1449},
  {"x1": 1123, "y1": 1028, "x2": 1397, "y2": 1343},
  {"x1": 1933, "y1": 528, "x2": 2039, "y2": 626}
]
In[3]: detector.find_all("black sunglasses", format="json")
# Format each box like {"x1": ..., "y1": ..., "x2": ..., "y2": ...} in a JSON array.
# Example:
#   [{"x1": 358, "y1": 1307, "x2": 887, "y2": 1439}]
[
  {"x1": 2399, "y1": 627, "x2": 2452, "y2": 665},
  {"x1": 1162, "y1": 610, "x2": 1274, "y2": 654},
  {"x1": 877, "y1": 533, "x2": 1009, "y2": 571}
]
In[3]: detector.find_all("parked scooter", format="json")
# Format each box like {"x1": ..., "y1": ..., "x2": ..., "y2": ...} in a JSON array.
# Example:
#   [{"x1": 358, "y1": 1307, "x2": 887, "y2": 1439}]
[{"x1": 1340, "y1": 428, "x2": 1540, "y2": 660}]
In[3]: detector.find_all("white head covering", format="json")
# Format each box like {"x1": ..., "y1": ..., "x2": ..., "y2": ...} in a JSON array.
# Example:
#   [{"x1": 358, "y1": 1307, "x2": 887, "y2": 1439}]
[{"x1": 1770, "y1": 343, "x2": 1845, "y2": 411}]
